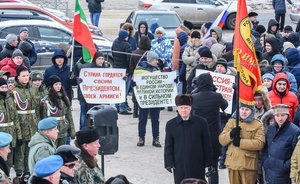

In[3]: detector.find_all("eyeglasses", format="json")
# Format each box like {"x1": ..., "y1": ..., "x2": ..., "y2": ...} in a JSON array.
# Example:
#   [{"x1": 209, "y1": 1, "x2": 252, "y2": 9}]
[{"x1": 64, "y1": 163, "x2": 76, "y2": 169}]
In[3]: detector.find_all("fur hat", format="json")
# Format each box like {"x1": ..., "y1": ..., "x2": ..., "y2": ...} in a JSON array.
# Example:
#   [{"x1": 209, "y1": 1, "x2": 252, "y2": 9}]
[
  {"x1": 5, "y1": 34, "x2": 17, "y2": 44},
  {"x1": 76, "y1": 126, "x2": 99, "y2": 145},
  {"x1": 198, "y1": 47, "x2": 213, "y2": 58},
  {"x1": 175, "y1": 94, "x2": 193, "y2": 106},
  {"x1": 191, "y1": 30, "x2": 201, "y2": 39},
  {"x1": 155, "y1": 27, "x2": 165, "y2": 35},
  {"x1": 48, "y1": 75, "x2": 61, "y2": 87},
  {"x1": 183, "y1": 20, "x2": 194, "y2": 30},
  {"x1": 272, "y1": 104, "x2": 289, "y2": 115},
  {"x1": 216, "y1": 58, "x2": 227, "y2": 70},
  {"x1": 255, "y1": 25, "x2": 266, "y2": 35},
  {"x1": 12, "y1": 49, "x2": 24, "y2": 59},
  {"x1": 248, "y1": 12, "x2": 258, "y2": 17}
]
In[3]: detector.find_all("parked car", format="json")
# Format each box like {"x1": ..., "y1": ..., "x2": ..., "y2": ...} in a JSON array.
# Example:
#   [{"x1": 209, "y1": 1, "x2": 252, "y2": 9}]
[
  {"x1": 125, "y1": 10, "x2": 182, "y2": 43},
  {"x1": 290, "y1": 1, "x2": 300, "y2": 23},
  {"x1": 0, "y1": 0, "x2": 103, "y2": 36},
  {"x1": 0, "y1": 20, "x2": 113, "y2": 70},
  {"x1": 138, "y1": 0, "x2": 253, "y2": 29}
]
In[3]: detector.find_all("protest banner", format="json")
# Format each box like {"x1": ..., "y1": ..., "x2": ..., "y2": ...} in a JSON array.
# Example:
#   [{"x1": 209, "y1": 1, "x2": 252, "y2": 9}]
[
  {"x1": 133, "y1": 71, "x2": 177, "y2": 108},
  {"x1": 79, "y1": 68, "x2": 126, "y2": 104},
  {"x1": 196, "y1": 69, "x2": 235, "y2": 114}
]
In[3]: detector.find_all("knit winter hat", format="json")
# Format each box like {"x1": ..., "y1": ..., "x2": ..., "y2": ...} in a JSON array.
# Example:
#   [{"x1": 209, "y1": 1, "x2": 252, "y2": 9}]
[
  {"x1": 150, "y1": 23, "x2": 159, "y2": 34},
  {"x1": 198, "y1": 47, "x2": 213, "y2": 58},
  {"x1": 146, "y1": 51, "x2": 159, "y2": 63},
  {"x1": 155, "y1": 27, "x2": 165, "y2": 35},
  {"x1": 12, "y1": 49, "x2": 24, "y2": 59},
  {"x1": 183, "y1": 20, "x2": 194, "y2": 30},
  {"x1": 240, "y1": 102, "x2": 255, "y2": 112},
  {"x1": 76, "y1": 126, "x2": 99, "y2": 145},
  {"x1": 92, "y1": 51, "x2": 104, "y2": 63},
  {"x1": 262, "y1": 73, "x2": 274, "y2": 81},
  {"x1": 255, "y1": 25, "x2": 266, "y2": 34},
  {"x1": 191, "y1": 30, "x2": 201, "y2": 39},
  {"x1": 18, "y1": 41, "x2": 32, "y2": 55},
  {"x1": 48, "y1": 75, "x2": 61, "y2": 87},
  {"x1": 284, "y1": 25, "x2": 293, "y2": 32},
  {"x1": 19, "y1": 27, "x2": 29, "y2": 33},
  {"x1": 16, "y1": 65, "x2": 28, "y2": 77},
  {"x1": 248, "y1": 12, "x2": 258, "y2": 17},
  {"x1": 204, "y1": 22, "x2": 212, "y2": 29},
  {"x1": 5, "y1": 34, "x2": 17, "y2": 44},
  {"x1": 0, "y1": 78, "x2": 7, "y2": 87},
  {"x1": 216, "y1": 58, "x2": 228, "y2": 70},
  {"x1": 175, "y1": 94, "x2": 193, "y2": 106},
  {"x1": 118, "y1": 30, "x2": 129, "y2": 39}
]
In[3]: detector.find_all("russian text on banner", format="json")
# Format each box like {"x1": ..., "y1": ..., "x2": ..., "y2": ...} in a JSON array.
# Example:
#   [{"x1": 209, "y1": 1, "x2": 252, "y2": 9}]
[
  {"x1": 196, "y1": 69, "x2": 235, "y2": 114},
  {"x1": 79, "y1": 68, "x2": 126, "y2": 104},
  {"x1": 133, "y1": 71, "x2": 177, "y2": 108}
]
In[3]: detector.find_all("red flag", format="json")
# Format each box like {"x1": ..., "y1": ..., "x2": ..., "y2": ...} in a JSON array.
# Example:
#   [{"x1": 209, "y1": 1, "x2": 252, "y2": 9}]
[
  {"x1": 73, "y1": 0, "x2": 97, "y2": 63},
  {"x1": 233, "y1": 0, "x2": 262, "y2": 105}
]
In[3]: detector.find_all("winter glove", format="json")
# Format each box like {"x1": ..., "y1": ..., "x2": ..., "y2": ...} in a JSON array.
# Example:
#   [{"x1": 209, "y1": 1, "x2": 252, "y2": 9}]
[
  {"x1": 232, "y1": 137, "x2": 241, "y2": 147},
  {"x1": 122, "y1": 76, "x2": 128, "y2": 81},
  {"x1": 131, "y1": 81, "x2": 137, "y2": 87},
  {"x1": 77, "y1": 78, "x2": 83, "y2": 84},
  {"x1": 230, "y1": 126, "x2": 241, "y2": 139},
  {"x1": 205, "y1": 166, "x2": 217, "y2": 177},
  {"x1": 165, "y1": 167, "x2": 174, "y2": 173},
  {"x1": 232, "y1": 83, "x2": 237, "y2": 90},
  {"x1": 174, "y1": 77, "x2": 178, "y2": 83},
  {"x1": 68, "y1": 71, "x2": 75, "y2": 79}
]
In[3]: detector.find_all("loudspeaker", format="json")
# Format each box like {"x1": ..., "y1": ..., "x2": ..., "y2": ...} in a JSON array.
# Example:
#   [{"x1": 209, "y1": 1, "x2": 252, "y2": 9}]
[{"x1": 87, "y1": 105, "x2": 118, "y2": 155}]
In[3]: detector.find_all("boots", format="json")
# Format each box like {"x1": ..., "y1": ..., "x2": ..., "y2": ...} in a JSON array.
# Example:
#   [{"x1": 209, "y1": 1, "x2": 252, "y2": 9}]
[
  {"x1": 137, "y1": 137, "x2": 145, "y2": 146},
  {"x1": 152, "y1": 137, "x2": 162, "y2": 147}
]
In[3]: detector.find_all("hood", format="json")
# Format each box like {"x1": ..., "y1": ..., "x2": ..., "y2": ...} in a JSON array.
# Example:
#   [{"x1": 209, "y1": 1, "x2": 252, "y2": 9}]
[
  {"x1": 210, "y1": 26, "x2": 223, "y2": 42},
  {"x1": 138, "y1": 36, "x2": 151, "y2": 50},
  {"x1": 28, "y1": 132, "x2": 52, "y2": 148},
  {"x1": 226, "y1": 66, "x2": 237, "y2": 76},
  {"x1": 51, "y1": 49, "x2": 68, "y2": 66},
  {"x1": 194, "y1": 73, "x2": 215, "y2": 91},
  {"x1": 288, "y1": 32, "x2": 300, "y2": 47},
  {"x1": 232, "y1": 104, "x2": 256, "y2": 123},
  {"x1": 138, "y1": 21, "x2": 149, "y2": 35},
  {"x1": 285, "y1": 48, "x2": 300, "y2": 67},
  {"x1": 18, "y1": 41, "x2": 32, "y2": 57},
  {"x1": 272, "y1": 72, "x2": 290, "y2": 96},
  {"x1": 210, "y1": 43, "x2": 225, "y2": 58},
  {"x1": 265, "y1": 37, "x2": 280, "y2": 53},
  {"x1": 270, "y1": 54, "x2": 286, "y2": 72},
  {"x1": 260, "y1": 109, "x2": 274, "y2": 129},
  {"x1": 150, "y1": 22, "x2": 159, "y2": 34},
  {"x1": 267, "y1": 19, "x2": 279, "y2": 33}
]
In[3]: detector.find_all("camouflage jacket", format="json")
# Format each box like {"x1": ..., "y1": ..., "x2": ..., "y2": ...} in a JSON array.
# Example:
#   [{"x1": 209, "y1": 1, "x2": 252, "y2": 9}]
[
  {"x1": 8, "y1": 81, "x2": 41, "y2": 141},
  {"x1": 75, "y1": 155, "x2": 105, "y2": 184},
  {"x1": 41, "y1": 93, "x2": 75, "y2": 139},
  {"x1": 0, "y1": 168, "x2": 9, "y2": 184},
  {"x1": 0, "y1": 95, "x2": 20, "y2": 147}
]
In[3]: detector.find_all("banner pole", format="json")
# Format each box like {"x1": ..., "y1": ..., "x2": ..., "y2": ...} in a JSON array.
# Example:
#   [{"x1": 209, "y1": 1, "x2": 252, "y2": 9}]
[
  {"x1": 236, "y1": 71, "x2": 240, "y2": 127},
  {"x1": 70, "y1": 38, "x2": 75, "y2": 72}
]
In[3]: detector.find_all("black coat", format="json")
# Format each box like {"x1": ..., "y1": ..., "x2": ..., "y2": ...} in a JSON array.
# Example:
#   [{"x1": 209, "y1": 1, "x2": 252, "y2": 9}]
[
  {"x1": 0, "y1": 43, "x2": 16, "y2": 60},
  {"x1": 31, "y1": 176, "x2": 53, "y2": 184},
  {"x1": 112, "y1": 38, "x2": 132, "y2": 74},
  {"x1": 191, "y1": 73, "x2": 228, "y2": 162},
  {"x1": 86, "y1": 0, "x2": 103, "y2": 13},
  {"x1": 164, "y1": 114, "x2": 212, "y2": 184},
  {"x1": 60, "y1": 172, "x2": 79, "y2": 184}
]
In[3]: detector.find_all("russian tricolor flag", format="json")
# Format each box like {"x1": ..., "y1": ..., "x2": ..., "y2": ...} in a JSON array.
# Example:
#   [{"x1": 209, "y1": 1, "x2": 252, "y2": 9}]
[{"x1": 204, "y1": 1, "x2": 232, "y2": 39}]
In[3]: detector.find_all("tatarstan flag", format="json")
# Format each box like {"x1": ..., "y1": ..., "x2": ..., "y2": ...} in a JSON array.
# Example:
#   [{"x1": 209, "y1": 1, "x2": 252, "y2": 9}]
[
  {"x1": 73, "y1": 0, "x2": 97, "y2": 63},
  {"x1": 233, "y1": 0, "x2": 262, "y2": 105}
]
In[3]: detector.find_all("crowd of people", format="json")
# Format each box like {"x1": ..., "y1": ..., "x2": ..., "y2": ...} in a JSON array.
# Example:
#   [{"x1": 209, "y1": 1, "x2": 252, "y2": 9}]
[{"x1": 2, "y1": 3, "x2": 300, "y2": 183}]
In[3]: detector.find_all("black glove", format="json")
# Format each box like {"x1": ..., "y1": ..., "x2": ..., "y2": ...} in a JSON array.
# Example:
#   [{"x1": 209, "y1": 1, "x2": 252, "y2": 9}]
[
  {"x1": 165, "y1": 167, "x2": 173, "y2": 173},
  {"x1": 77, "y1": 78, "x2": 83, "y2": 84},
  {"x1": 132, "y1": 81, "x2": 137, "y2": 87},
  {"x1": 122, "y1": 76, "x2": 128, "y2": 81},
  {"x1": 17, "y1": 139, "x2": 23, "y2": 146},
  {"x1": 205, "y1": 166, "x2": 217, "y2": 177},
  {"x1": 68, "y1": 71, "x2": 75, "y2": 79},
  {"x1": 230, "y1": 126, "x2": 241, "y2": 139},
  {"x1": 174, "y1": 77, "x2": 178, "y2": 83},
  {"x1": 232, "y1": 83, "x2": 237, "y2": 90},
  {"x1": 232, "y1": 137, "x2": 241, "y2": 147}
]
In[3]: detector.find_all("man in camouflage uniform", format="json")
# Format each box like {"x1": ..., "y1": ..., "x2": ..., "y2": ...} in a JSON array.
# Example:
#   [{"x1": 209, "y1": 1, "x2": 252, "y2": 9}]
[
  {"x1": 8, "y1": 66, "x2": 41, "y2": 178},
  {"x1": 0, "y1": 78, "x2": 20, "y2": 169}
]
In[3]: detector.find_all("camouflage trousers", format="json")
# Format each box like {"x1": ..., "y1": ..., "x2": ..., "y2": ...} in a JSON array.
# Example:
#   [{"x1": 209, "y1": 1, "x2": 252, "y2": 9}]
[{"x1": 14, "y1": 141, "x2": 29, "y2": 176}]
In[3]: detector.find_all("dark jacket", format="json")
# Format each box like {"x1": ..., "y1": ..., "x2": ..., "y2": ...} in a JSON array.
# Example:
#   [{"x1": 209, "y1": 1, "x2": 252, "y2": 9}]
[
  {"x1": 18, "y1": 38, "x2": 37, "y2": 66},
  {"x1": 191, "y1": 73, "x2": 228, "y2": 162},
  {"x1": 164, "y1": 114, "x2": 212, "y2": 184},
  {"x1": 262, "y1": 120, "x2": 300, "y2": 184},
  {"x1": 0, "y1": 42, "x2": 16, "y2": 60},
  {"x1": 267, "y1": 19, "x2": 282, "y2": 39},
  {"x1": 31, "y1": 176, "x2": 53, "y2": 184},
  {"x1": 288, "y1": 32, "x2": 300, "y2": 47},
  {"x1": 44, "y1": 49, "x2": 77, "y2": 100},
  {"x1": 112, "y1": 36, "x2": 132, "y2": 74},
  {"x1": 129, "y1": 36, "x2": 151, "y2": 75},
  {"x1": 262, "y1": 37, "x2": 281, "y2": 62},
  {"x1": 134, "y1": 21, "x2": 154, "y2": 46},
  {"x1": 273, "y1": 0, "x2": 292, "y2": 14},
  {"x1": 86, "y1": 0, "x2": 103, "y2": 13},
  {"x1": 286, "y1": 48, "x2": 300, "y2": 88},
  {"x1": 60, "y1": 172, "x2": 79, "y2": 184}
]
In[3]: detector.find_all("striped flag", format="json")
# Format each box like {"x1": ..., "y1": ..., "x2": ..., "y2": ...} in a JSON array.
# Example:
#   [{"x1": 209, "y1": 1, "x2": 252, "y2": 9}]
[
  {"x1": 73, "y1": 0, "x2": 97, "y2": 63},
  {"x1": 233, "y1": 0, "x2": 262, "y2": 105}
]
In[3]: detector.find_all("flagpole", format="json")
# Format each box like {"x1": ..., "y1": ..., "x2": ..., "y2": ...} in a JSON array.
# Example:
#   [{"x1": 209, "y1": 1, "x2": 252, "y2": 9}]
[
  {"x1": 236, "y1": 71, "x2": 240, "y2": 127},
  {"x1": 70, "y1": 38, "x2": 75, "y2": 72}
]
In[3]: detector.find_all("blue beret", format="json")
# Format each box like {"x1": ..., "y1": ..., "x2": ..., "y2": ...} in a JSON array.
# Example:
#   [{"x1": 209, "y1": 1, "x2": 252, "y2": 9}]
[
  {"x1": 35, "y1": 155, "x2": 63, "y2": 177},
  {"x1": 19, "y1": 27, "x2": 29, "y2": 33},
  {"x1": 38, "y1": 117, "x2": 59, "y2": 130},
  {"x1": 0, "y1": 132, "x2": 12, "y2": 148}
]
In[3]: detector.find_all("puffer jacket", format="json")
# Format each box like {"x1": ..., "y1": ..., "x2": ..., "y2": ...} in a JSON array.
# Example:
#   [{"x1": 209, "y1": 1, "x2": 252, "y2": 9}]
[
  {"x1": 291, "y1": 137, "x2": 300, "y2": 184},
  {"x1": 130, "y1": 36, "x2": 151, "y2": 75},
  {"x1": 0, "y1": 57, "x2": 25, "y2": 77},
  {"x1": 182, "y1": 39, "x2": 202, "y2": 77},
  {"x1": 262, "y1": 120, "x2": 300, "y2": 184},
  {"x1": 112, "y1": 36, "x2": 132, "y2": 73},
  {"x1": 273, "y1": 0, "x2": 292, "y2": 14},
  {"x1": 151, "y1": 36, "x2": 172, "y2": 69},
  {"x1": 270, "y1": 54, "x2": 298, "y2": 94},
  {"x1": 286, "y1": 48, "x2": 300, "y2": 88},
  {"x1": 0, "y1": 42, "x2": 16, "y2": 60},
  {"x1": 268, "y1": 72, "x2": 299, "y2": 121},
  {"x1": 28, "y1": 131, "x2": 56, "y2": 174},
  {"x1": 267, "y1": 19, "x2": 282, "y2": 39},
  {"x1": 44, "y1": 49, "x2": 77, "y2": 100}
]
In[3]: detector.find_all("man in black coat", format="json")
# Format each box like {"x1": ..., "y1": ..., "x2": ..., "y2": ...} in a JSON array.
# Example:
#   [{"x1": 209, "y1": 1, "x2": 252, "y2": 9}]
[
  {"x1": 191, "y1": 73, "x2": 228, "y2": 184},
  {"x1": 164, "y1": 94, "x2": 212, "y2": 184}
]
